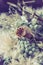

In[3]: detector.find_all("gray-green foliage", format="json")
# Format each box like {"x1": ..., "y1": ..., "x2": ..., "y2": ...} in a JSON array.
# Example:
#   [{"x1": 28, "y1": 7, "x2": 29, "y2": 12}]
[{"x1": 18, "y1": 38, "x2": 39, "y2": 58}]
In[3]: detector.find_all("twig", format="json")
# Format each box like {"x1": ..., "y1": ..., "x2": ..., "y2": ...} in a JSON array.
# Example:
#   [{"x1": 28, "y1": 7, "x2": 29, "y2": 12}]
[{"x1": 23, "y1": 0, "x2": 35, "y2": 4}]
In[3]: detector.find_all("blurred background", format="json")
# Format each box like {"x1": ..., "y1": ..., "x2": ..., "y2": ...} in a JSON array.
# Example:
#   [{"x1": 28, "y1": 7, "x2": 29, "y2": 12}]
[{"x1": 0, "y1": 0, "x2": 43, "y2": 13}]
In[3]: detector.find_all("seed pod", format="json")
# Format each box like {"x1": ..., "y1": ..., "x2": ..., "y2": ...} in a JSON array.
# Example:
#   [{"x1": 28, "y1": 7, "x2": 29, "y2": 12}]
[{"x1": 16, "y1": 25, "x2": 34, "y2": 39}]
